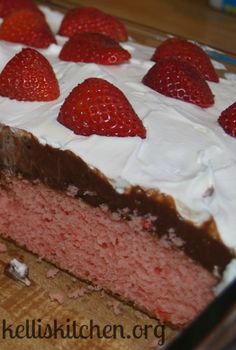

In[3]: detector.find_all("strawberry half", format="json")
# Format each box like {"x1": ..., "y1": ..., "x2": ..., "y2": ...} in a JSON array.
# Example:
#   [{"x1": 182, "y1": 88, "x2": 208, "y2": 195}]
[
  {"x1": 58, "y1": 7, "x2": 128, "y2": 42},
  {"x1": 0, "y1": 48, "x2": 60, "y2": 101},
  {"x1": 142, "y1": 57, "x2": 214, "y2": 108},
  {"x1": 59, "y1": 32, "x2": 131, "y2": 65},
  {"x1": 0, "y1": 0, "x2": 41, "y2": 18},
  {"x1": 152, "y1": 38, "x2": 219, "y2": 83},
  {"x1": 58, "y1": 78, "x2": 146, "y2": 138},
  {"x1": 0, "y1": 9, "x2": 56, "y2": 48},
  {"x1": 218, "y1": 102, "x2": 236, "y2": 138}
]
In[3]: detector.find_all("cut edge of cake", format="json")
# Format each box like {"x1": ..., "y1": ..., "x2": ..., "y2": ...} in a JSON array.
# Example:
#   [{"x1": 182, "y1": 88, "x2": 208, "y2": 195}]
[{"x1": 0, "y1": 123, "x2": 234, "y2": 326}]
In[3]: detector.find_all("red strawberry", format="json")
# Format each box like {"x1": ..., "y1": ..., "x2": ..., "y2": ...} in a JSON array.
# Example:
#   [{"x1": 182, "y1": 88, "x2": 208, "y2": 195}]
[
  {"x1": 0, "y1": 9, "x2": 56, "y2": 48},
  {"x1": 58, "y1": 78, "x2": 146, "y2": 138},
  {"x1": 58, "y1": 7, "x2": 128, "y2": 42},
  {"x1": 142, "y1": 58, "x2": 214, "y2": 108},
  {"x1": 59, "y1": 32, "x2": 131, "y2": 65},
  {"x1": 152, "y1": 38, "x2": 219, "y2": 83},
  {"x1": 0, "y1": 48, "x2": 60, "y2": 101},
  {"x1": 218, "y1": 102, "x2": 236, "y2": 138},
  {"x1": 0, "y1": 0, "x2": 41, "y2": 18}
]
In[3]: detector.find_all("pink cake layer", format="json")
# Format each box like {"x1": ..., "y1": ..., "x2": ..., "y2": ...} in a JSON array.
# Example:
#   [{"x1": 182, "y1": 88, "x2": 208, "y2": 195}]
[{"x1": 0, "y1": 171, "x2": 217, "y2": 326}]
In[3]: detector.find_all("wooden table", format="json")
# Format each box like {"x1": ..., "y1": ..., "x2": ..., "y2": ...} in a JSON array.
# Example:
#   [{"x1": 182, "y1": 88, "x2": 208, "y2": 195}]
[
  {"x1": 0, "y1": 239, "x2": 176, "y2": 350},
  {"x1": 47, "y1": 0, "x2": 236, "y2": 54}
]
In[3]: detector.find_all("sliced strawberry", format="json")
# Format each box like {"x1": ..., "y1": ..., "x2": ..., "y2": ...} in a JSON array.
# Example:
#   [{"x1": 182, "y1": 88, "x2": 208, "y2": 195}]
[
  {"x1": 58, "y1": 78, "x2": 146, "y2": 138},
  {"x1": 142, "y1": 57, "x2": 214, "y2": 108},
  {"x1": 218, "y1": 102, "x2": 236, "y2": 138},
  {"x1": 0, "y1": 0, "x2": 41, "y2": 18},
  {"x1": 59, "y1": 32, "x2": 131, "y2": 65},
  {"x1": 0, "y1": 9, "x2": 56, "y2": 48},
  {"x1": 58, "y1": 7, "x2": 128, "y2": 42},
  {"x1": 152, "y1": 38, "x2": 219, "y2": 83},
  {"x1": 0, "y1": 48, "x2": 60, "y2": 101}
]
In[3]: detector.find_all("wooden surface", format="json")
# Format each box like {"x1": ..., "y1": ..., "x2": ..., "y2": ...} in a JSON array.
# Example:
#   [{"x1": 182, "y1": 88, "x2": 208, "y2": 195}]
[
  {"x1": 44, "y1": 0, "x2": 236, "y2": 54},
  {"x1": 0, "y1": 238, "x2": 176, "y2": 350}
]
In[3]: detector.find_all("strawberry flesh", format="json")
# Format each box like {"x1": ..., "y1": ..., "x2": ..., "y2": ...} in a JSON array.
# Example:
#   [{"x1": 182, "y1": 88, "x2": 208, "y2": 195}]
[
  {"x1": 152, "y1": 38, "x2": 219, "y2": 83},
  {"x1": 58, "y1": 7, "x2": 128, "y2": 42},
  {"x1": 59, "y1": 32, "x2": 131, "y2": 65},
  {"x1": 143, "y1": 57, "x2": 214, "y2": 108},
  {"x1": 58, "y1": 78, "x2": 146, "y2": 138},
  {"x1": 218, "y1": 102, "x2": 236, "y2": 138},
  {"x1": 0, "y1": 48, "x2": 60, "y2": 101},
  {"x1": 0, "y1": 9, "x2": 56, "y2": 48}
]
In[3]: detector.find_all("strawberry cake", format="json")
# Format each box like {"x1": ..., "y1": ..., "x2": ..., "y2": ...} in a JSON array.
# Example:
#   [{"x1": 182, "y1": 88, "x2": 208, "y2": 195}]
[{"x1": 0, "y1": 1, "x2": 236, "y2": 327}]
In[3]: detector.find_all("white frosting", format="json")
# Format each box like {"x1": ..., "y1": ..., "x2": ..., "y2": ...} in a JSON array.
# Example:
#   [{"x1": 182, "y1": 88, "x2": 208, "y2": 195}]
[
  {"x1": 0, "y1": 6, "x2": 236, "y2": 263},
  {"x1": 224, "y1": 72, "x2": 236, "y2": 81},
  {"x1": 214, "y1": 259, "x2": 236, "y2": 294}
]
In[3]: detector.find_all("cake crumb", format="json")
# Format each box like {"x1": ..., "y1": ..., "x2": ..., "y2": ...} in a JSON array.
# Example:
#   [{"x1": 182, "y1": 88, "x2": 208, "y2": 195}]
[
  {"x1": 168, "y1": 232, "x2": 184, "y2": 247},
  {"x1": 100, "y1": 204, "x2": 109, "y2": 212},
  {"x1": 68, "y1": 287, "x2": 88, "y2": 299},
  {"x1": 0, "y1": 242, "x2": 7, "y2": 253},
  {"x1": 107, "y1": 300, "x2": 122, "y2": 315},
  {"x1": 49, "y1": 291, "x2": 64, "y2": 304},
  {"x1": 46, "y1": 268, "x2": 59, "y2": 279},
  {"x1": 83, "y1": 190, "x2": 96, "y2": 196},
  {"x1": 134, "y1": 310, "x2": 144, "y2": 320},
  {"x1": 111, "y1": 212, "x2": 121, "y2": 221},
  {"x1": 87, "y1": 284, "x2": 102, "y2": 292},
  {"x1": 149, "y1": 338, "x2": 161, "y2": 349},
  {"x1": 100, "y1": 290, "x2": 106, "y2": 298},
  {"x1": 4, "y1": 258, "x2": 31, "y2": 286},
  {"x1": 36, "y1": 256, "x2": 43, "y2": 263},
  {"x1": 167, "y1": 228, "x2": 175, "y2": 234},
  {"x1": 66, "y1": 185, "x2": 79, "y2": 197},
  {"x1": 32, "y1": 179, "x2": 40, "y2": 185}
]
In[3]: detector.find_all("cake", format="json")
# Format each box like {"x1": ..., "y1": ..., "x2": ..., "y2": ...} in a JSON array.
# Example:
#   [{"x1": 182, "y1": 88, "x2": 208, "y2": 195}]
[{"x1": 0, "y1": 2, "x2": 236, "y2": 327}]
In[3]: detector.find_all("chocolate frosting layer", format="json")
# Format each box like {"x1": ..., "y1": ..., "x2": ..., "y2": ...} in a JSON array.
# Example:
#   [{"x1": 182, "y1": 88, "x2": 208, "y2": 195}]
[{"x1": 0, "y1": 124, "x2": 234, "y2": 274}]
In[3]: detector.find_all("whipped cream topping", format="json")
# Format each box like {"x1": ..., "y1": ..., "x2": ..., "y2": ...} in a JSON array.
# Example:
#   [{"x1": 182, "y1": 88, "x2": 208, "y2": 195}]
[
  {"x1": 0, "y1": 6, "x2": 236, "y2": 257},
  {"x1": 214, "y1": 259, "x2": 236, "y2": 294}
]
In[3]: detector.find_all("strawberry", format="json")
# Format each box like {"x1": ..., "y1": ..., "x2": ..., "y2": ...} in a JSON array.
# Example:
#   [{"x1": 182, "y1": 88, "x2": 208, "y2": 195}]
[
  {"x1": 142, "y1": 57, "x2": 214, "y2": 108},
  {"x1": 0, "y1": 0, "x2": 41, "y2": 18},
  {"x1": 58, "y1": 78, "x2": 146, "y2": 138},
  {"x1": 218, "y1": 102, "x2": 236, "y2": 138},
  {"x1": 0, "y1": 9, "x2": 56, "y2": 48},
  {"x1": 0, "y1": 48, "x2": 60, "y2": 101},
  {"x1": 58, "y1": 7, "x2": 128, "y2": 42},
  {"x1": 152, "y1": 38, "x2": 219, "y2": 83},
  {"x1": 59, "y1": 32, "x2": 131, "y2": 65}
]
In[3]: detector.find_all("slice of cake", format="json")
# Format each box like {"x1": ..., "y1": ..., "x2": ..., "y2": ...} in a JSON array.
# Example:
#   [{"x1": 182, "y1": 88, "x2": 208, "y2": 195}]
[{"x1": 0, "y1": 3, "x2": 236, "y2": 327}]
